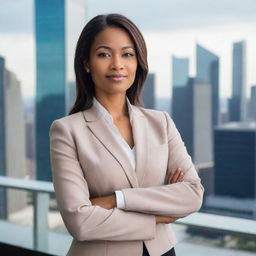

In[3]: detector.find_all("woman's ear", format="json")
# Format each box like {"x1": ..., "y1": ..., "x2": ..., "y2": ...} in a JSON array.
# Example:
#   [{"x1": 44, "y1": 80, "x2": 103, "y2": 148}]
[{"x1": 83, "y1": 60, "x2": 90, "y2": 73}]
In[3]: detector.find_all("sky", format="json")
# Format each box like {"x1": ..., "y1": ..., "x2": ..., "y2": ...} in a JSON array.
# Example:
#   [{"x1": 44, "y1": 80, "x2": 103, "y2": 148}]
[{"x1": 0, "y1": 0, "x2": 256, "y2": 99}]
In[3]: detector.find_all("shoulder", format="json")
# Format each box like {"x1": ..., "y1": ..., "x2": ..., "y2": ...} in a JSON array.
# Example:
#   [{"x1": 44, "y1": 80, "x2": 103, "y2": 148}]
[
  {"x1": 135, "y1": 106, "x2": 177, "y2": 136},
  {"x1": 50, "y1": 111, "x2": 84, "y2": 135},
  {"x1": 136, "y1": 106, "x2": 171, "y2": 124}
]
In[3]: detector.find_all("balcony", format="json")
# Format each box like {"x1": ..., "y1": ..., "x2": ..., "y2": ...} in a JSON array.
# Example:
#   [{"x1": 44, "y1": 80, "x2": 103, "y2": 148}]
[{"x1": 0, "y1": 176, "x2": 256, "y2": 255}]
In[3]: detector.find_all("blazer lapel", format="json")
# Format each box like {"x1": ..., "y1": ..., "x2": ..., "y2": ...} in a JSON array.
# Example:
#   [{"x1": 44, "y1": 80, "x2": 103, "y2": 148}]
[
  {"x1": 82, "y1": 105, "x2": 139, "y2": 188},
  {"x1": 129, "y1": 104, "x2": 149, "y2": 187}
]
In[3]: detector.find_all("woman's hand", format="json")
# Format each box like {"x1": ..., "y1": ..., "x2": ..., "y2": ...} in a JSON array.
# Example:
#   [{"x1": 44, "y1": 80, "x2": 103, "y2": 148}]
[
  {"x1": 167, "y1": 167, "x2": 184, "y2": 184},
  {"x1": 155, "y1": 216, "x2": 180, "y2": 224},
  {"x1": 90, "y1": 194, "x2": 116, "y2": 210},
  {"x1": 91, "y1": 168, "x2": 184, "y2": 213}
]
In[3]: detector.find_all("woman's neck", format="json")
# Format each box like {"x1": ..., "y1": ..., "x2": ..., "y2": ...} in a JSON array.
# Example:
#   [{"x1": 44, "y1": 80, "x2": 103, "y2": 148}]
[{"x1": 94, "y1": 94, "x2": 129, "y2": 121}]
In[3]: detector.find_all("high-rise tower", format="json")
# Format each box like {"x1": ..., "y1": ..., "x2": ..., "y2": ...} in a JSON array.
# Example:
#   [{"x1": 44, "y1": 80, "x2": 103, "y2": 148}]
[
  {"x1": 35, "y1": 0, "x2": 85, "y2": 180},
  {"x1": 196, "y1": 44, "x2": 220, "y2": 127}
]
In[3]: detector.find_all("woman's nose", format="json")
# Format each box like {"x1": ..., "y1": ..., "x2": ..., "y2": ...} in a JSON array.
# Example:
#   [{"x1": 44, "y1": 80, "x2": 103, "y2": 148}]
[{"x1": 110, "y1": 56, "x2": 124, "y2": 70}]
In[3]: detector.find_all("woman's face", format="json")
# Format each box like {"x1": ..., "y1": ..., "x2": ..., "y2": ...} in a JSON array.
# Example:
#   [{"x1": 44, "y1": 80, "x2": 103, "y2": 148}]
[{"x1": 86, "y1": 27, "x2": 138, "y2": 97}]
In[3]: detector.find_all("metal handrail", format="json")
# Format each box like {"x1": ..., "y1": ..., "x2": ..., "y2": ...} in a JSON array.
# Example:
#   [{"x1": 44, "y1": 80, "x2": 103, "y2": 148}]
[
  {"x1": 0, "y1": 176, "x2": 54, "y2": 252},
  {"x1": 0, "y1": 175, "x2": 256, "y2": 255}
]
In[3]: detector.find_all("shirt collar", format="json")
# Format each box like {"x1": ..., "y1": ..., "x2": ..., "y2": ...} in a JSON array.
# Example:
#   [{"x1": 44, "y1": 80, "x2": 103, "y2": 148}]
[{"x1": 93, "y1": 96, "x2": 133, "y2": 124}]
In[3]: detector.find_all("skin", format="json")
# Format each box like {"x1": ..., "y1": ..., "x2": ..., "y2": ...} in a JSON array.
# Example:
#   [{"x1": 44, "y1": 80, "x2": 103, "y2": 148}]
[{"x1": 86, "y1": 26, "x2": 184, "y2": 224}]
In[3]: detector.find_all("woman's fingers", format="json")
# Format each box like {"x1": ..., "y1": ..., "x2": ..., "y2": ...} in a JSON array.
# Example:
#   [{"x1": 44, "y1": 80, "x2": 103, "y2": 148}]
[
  {"x1": 168, "y1": 168, "x2": 184, "y2": 184},
  {"x1": 177, "y1": 171, "x2": 184, "y2": 182},
  {"x1": 168, "y1": 171, "x2": 174, "y2": 183},
  {"x1": 168, "y1": 168, "x2": 180, "y2": 183},
  {"x1": 156, "y1": 215, "x2": 180, "y2": 224},
  {"x1": 171, "y1": 168, "x2": 181, "y2": 183}
]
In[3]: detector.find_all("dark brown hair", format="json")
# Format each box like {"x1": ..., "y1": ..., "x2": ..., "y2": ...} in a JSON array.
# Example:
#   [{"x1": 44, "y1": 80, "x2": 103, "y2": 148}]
[{"x1": 69, "y1": 13, "x2": 148, "y2": 115}]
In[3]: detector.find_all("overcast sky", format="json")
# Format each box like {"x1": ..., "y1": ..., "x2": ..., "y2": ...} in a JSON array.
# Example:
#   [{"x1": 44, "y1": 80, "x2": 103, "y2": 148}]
[{"x1": 0, "y1": 0, "x2": 256, "y2": 99}]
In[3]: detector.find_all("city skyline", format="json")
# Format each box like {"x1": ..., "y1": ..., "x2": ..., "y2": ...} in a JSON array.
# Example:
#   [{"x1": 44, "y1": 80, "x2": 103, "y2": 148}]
[{"x1": 0, "y1": 0, "x2": 256, "y2": 100}]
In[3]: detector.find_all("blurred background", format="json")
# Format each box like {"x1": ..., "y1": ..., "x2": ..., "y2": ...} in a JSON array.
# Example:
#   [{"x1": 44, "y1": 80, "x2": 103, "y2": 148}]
[{"x1": 0, "y1": 0, "x2": 256, "y2": 255}]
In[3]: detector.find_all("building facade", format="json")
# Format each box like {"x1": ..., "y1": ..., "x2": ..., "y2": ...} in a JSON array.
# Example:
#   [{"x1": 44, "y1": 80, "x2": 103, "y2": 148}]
[
  {"x1": 0, "y1": 56, "x2": 27, "y2": 217},
  {"x1": 35, "y1": 0, "x2": 85, "y2": 181},
  {"x1": 250, "y1": 85, "x2": 256, "y2": 121},
  {"x1": 141, "y1": 73, "x2": 155, "y2": 109},
  {"x1": 172, "y1": 76, "x2": 212, "y2": 164},
  {"x1": 35, "y1": 0, "x2": 66, "y2": 181},
  {"x1": 172, "y1": 56, "x2": 189, "y2": 88},
  {"x1": 229, "y1": 41, "x2": 247, "y2": 122},
  {"x1": 214, "y1": 123, "x2": 256, "y2": 198},
  {"x1": 0, "y1": 56, "x2": 7, "y2": 218},
  {"x1": 196, "y1": 44, "x2": 220, "y2": 127},
  {"x1": 204, "y1": 122, "x2": 256, "y2": 219},
  {"x1": 4, "y1": 70, "x2": 27, "y2": 215}
]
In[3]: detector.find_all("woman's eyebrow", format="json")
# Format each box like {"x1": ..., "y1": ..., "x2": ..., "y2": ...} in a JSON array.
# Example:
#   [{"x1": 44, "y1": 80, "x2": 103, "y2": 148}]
[
  {"x1": 95, "y1": 46, "x2": 135, "y2": 51},
  {"x1": 122, "y1": 46, "x2": 135, "y2": 50},
  {"x1": 96, "y1": 46, "x2": 111, "y2": 51}
]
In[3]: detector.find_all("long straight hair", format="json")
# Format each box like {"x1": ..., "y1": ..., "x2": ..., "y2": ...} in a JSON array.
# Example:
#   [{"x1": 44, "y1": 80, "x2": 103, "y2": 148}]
[{"x1": 69, "y1": 13, "x2": 148, "y2": 115}]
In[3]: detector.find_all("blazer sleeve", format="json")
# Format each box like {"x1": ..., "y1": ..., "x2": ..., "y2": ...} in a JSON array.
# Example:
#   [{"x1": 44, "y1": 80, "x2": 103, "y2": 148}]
[
  {"x1": 121, "y1": 111, "x2": 204, "y2": 218},
  {"x1": 50, "y1": 119, "x2": 156, "y2": 242}
]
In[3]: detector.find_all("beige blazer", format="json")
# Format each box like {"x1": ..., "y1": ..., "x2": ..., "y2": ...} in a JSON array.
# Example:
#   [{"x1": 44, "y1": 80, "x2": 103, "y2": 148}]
[{"x1": 49, "y1": 99, "x2": 204, "y2": 256}]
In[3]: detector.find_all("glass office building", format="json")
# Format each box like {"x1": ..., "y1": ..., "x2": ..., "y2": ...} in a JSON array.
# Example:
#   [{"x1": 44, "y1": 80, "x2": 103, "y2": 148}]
[
  {"x1": 214, "y1": 123, "x2": 256, "y2": 198},
  {"x1": 229, "y1": 41, "x2": 247, "y2": 122},
  {"x1": 35, "y1": 0, "x2": 86, "y2": 181},
  {"x1": 172, "y1": 56, "x2": 189, "y2": 88},
  {"x1": 172, "y1": 56, "x2": 212, "y2": 164},
  {"x1": 0, "y1": 56, "x2": 7, "y2": 218},
  {"x1": 0, "y1": 57, "x2": 6, "y2": 177},
  {"x1": 35, "y1": 0, "x2": 66, "y2": 181},
  {"x1": 172, "y1": 77, "x2": 212, "y2": 164},
  {"x1": 172, "y1": 57, "x2": 191, "y2": 155},
  {"x1": 196, "y1": 44, "x2": 220, "y2": 127},
  {"x1": 141, "y1": 73, "x2": 156, "y2": 109},
  {"x1": 250, "y1": 86, "x2": 256, "y2": 121}
]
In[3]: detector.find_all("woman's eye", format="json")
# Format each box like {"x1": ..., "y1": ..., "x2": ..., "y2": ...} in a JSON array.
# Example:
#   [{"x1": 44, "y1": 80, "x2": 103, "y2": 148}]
[
  {"x1": 123, "y1": 52, "x2": 134, "y2": 57},
  {"x1": 97, "y1": 52, "x2": 110, "y2": 57}
]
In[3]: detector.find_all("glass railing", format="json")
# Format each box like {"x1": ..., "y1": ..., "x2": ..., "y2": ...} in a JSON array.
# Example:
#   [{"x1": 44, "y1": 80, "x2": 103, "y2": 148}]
[{"x1": 0, "y1": 176, "x2": 255, "y2": 255}]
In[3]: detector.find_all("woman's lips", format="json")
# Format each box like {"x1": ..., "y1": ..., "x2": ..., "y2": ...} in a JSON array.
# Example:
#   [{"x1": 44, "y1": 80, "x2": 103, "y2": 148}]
[{"x1": 106, "y1": 75, "x2": 127, "y2": 81}]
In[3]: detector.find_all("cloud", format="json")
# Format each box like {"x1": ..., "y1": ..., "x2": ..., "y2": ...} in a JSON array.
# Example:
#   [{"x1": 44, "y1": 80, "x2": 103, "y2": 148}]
[
  {"x1": 0, "y1": 0, "x2": 33, "y2": 35},
  {"x1": 1, "y1": 0, "x2": 256, "y2": 35},
  {"x1": 87, "y1": 0, "x2": 256, "y2": 32}
]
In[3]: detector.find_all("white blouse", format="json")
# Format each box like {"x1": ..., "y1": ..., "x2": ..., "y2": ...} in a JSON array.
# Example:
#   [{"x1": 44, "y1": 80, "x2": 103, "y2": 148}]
[{"x1": 93, "y1": 97, "x2": 135, "y2": 208}]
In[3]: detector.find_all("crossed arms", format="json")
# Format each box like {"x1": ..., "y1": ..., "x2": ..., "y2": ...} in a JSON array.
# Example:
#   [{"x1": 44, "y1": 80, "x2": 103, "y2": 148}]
[
  {"x1": 50, "y1": 112, "x2": 204, "y2": 241},
  {"x1": 90, "y1": 168, "x2": 186, "y2": 224}
]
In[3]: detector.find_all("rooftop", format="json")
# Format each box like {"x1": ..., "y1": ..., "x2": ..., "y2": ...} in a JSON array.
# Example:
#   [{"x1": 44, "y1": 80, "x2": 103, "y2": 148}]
[{"x1": 215, "y1": 122, "x2": 256, "y2": 131}]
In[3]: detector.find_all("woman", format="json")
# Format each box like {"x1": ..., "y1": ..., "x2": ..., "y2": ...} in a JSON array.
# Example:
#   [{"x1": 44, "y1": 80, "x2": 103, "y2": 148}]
[{"x1": 50, "y1": 13, "x2": 204, "y2": 256}]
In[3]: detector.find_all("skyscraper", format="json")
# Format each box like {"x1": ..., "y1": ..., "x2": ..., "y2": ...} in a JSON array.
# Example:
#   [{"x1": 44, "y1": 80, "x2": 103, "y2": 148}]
[
  {"x1": 172, "y1": 56, "x2": 189, "y2": 88},
  {"x1": 229, "y1": 41, "x2": 247, "y2": 122},
  {"x1": 250, "y1": 85, "x2": 256, "y2": 121},
  {"x1": 171, "y1": 56, "x2": 189, "y2": 134},
  {"x1": 172, "y1": 56, "x2": 190, "y2": 154},
  {"x1": 0, "y1": 56, "x2": 7, "y2": 218},
  {"x1": 67, "y1": 81, "x2": 76, "y2": 112},
  {"x1": 5, "y1": 70, "x2": 27, "y2": 215},
  {"x1": 35, "y1": 0, "x2": 85, "y2": 181},
  {"x1": 214, "y1": 122, "x2": 256, "y2": 198},
  {"x1": 0, "y1": 56, "x2": 27, "y2": 217},
  {"x1": 0, "y1": 56, "x2": 6, "y2": 177},
  {"x1": 35, "y1": 0, "x2": 66, "y2": 181},
  {"x1": 196, "y1": 44, "x2": 220, "y2": 127},
  {"x1": 172, "y1": 56, "x2": 189, "y2": 121},
  {"x1": 142, "y1": 73, "x2": 155, "y2": 109},
  {"x1": 172, "y1": 77, "x2": 212, "y2": 164},
  {"x1": 204, "y1": 122, "x2": 256, "y2": 219}
]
